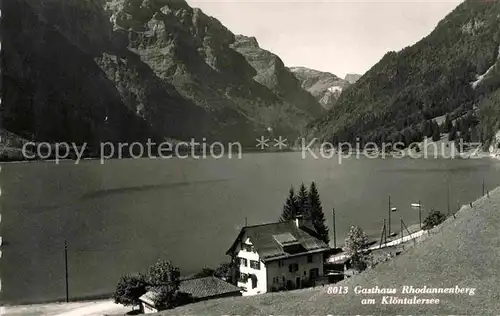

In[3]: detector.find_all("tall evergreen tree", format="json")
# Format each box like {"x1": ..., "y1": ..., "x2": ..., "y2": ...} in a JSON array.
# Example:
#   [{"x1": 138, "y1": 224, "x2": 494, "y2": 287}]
[
  {"x1": 279, "y1": 186, "x2": 299, "y2": 222},
  {"x1": 432, "y1": 124, "x2": 441, "y2": 141},
  {"x1": 448, "y1": 123, "x2": 457, "y2": 141},
  {"x1": 296, "y1": 183, "x2": 309, "y2": 216},
  {"x1": 307, "y1": 182, "x2": 329, "y2": 244},
  {"x1": 443, "y1": 114, "x2": 453, "y2": 133},
  {"x1": 423, "y1": 120, "x2": 433, "y2": 138}
]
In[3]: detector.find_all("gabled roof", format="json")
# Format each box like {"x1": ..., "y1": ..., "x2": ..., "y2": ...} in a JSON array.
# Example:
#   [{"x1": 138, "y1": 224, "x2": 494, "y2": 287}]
[
  {"x1": 140, "y1": 276, "x2": 241, "y2": 306},
  {"x1": 226, "y1": 221, "x2": 330, "y2": 262}
]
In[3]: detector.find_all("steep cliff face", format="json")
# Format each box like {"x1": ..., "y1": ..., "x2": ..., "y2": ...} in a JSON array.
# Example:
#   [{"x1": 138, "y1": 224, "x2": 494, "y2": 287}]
[
  {"x1": 2, "y1": 0, "x2": 320, "y2": 153},
  {"x1": 344, "y1": 74, "x2": 362, "y2": 84},
  {"x1": 2, "y1": 0, "x2": 143, "y2": 144},
  {"x1": 289, "y1": 67, "x2": 349, "y2": 110},
  {"x1": 2, "y1": 0, "x2": 213, "y2": 145},
  {"x1": 231, "y1": 35, "x2": 324, "y2": 117},
  {"x1": 107, "y1": 0, "x2": 318, "y2": 138}
]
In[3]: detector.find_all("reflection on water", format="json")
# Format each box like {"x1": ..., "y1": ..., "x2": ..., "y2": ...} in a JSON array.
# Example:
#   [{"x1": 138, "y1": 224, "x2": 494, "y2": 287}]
[{"x1": 80, "y1": 178, "x2": 234, "y2": 199}]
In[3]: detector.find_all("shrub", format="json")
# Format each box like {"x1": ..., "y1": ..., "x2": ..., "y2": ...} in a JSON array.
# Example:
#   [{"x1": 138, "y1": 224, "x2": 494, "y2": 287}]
[
  {"x1": 422, "y1": 209, "x2": 446, "y2": 230},
  {"x1": 113, "y1": 274, "x2": 148, "y2": 307}
]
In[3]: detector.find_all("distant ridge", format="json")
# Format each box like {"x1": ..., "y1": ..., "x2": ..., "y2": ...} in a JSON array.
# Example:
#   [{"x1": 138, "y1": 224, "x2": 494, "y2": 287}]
[
  {"x1": 344, "y1": 73, "x2": 361, "y2": 84},
  {"x1": 289, "y1": 67, "x2": 349, "y2": 110}
]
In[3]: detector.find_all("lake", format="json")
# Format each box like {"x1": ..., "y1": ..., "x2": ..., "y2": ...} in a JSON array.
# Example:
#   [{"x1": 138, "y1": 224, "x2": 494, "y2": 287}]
[{"x1": 2, "y1": 153, "x2": 500, "y2": 304}]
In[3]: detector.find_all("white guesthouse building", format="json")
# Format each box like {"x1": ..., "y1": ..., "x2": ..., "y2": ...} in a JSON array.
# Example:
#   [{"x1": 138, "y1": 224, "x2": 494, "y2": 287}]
[{"x1": 226, "y1": 217, "x2": 330, "y2": 296}]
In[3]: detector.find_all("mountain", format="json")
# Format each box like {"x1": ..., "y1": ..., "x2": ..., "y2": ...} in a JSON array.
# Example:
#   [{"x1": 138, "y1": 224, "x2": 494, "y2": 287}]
[
  {"x1": 344, "y1": 73, "x2": 362, "y2": 84},
  {"x1": 231, "y1": 36, "x2": 324, "y2": 117},
  {"x1": 289, "y1": 67, "x2": 349, "y2": 110},
  {"x1": 310, "y1": 0, "x2": 500, "y2": 148},
  {"x1": 2, "y1": 0, "x2": 322, "y2": 156}
]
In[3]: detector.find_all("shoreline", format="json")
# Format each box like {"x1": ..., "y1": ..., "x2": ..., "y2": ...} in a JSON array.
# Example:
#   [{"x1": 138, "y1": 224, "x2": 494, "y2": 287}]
[{"x1": 1, "y1": 148, "x2": 500, "y2": 164}]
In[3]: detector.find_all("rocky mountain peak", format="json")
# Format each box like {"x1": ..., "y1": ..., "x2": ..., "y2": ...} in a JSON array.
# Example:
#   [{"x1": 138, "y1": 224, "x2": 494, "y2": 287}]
[
  {"x1": 289, "y1": 67, "x2": 349, "y2": 110},
  {"x1": 344, "y1": 73, "x2": 362, "y2": 84},
  {"x1": 232, "y1": 35, "x2": 260, "y2": 49}
]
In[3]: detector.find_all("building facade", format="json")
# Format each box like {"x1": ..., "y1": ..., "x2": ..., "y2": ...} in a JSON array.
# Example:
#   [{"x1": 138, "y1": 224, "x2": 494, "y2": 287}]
[{"x1": 228, "y1": 218, "x2": 330, "y2": 296}]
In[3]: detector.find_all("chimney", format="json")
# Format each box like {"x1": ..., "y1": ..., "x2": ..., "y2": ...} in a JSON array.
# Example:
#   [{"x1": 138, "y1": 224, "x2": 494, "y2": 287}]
[{"x1": 294, "y1": 215, "x2": 304, "y2": 228}]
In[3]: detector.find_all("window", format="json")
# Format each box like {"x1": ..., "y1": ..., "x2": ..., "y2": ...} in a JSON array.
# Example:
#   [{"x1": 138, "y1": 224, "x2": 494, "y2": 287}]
[
  {"x1": 309, "y1": 268, "x2": 319, "y2": 279},
  {"x1": 278, "y1": 260, "x2": 284, "y2": 267},
  {"x1": 307, "y1": 254, "x2": 313, "y2": 263},
  {"x1": 251, "y1": 275, "x2": 258, "y2": 289},
  {"x1": 288, "y1": 263, "x2": 299, "y2": 272},
  {"x1": 242, "y1": 244, "x2": 253, "y2": 252},
  {"x1": 238, "y1": 272, "x2": 249, "y2": 283},
  {"x1": 250, "y1": 260, "x2": 261, "y2": 270},
  {"x1": 282, "y1": 276, "x2": 285, "y2": 283},
  {"x1": 239, "y1": 257, "x2": 248, "y2": 267}
]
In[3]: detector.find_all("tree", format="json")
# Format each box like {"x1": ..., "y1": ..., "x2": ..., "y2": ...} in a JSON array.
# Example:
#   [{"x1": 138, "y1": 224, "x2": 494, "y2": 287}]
[
  {"x1": 194, "y1": 268, "x2": 215, "y2": 278},
  {"x1": 152, "y1": 285, "x2": 193, "y2": 311},
  {"x1": 296, "y1": 183, "x2": 309, "y2": 215},
  {"x1": 443, "y1": 114, "x2": 453, "y2": 133},
  {"x1": 147, "y1": 259, "x2": 181, "y2": 288},
  {"x1": 113, "y1": 274, "x2": 148, "y2": 308},
  {"x1": 146, "y1": 259, "x2": 183, "y2": 311},
  {"x1": 194, "y1": 262, "x2": 234, "y2": 281},
  {"x1": 448, "y1": 123, "x2": 457, "y2": 141},
  {"x1": 432, "y1": 124, "x2": 441, "y2": 141},
  {"x1": 214, "y1": 262, "x2": 234, "y2": 281},
  {"x1": 422, "y1": 209, "x2": 446, "y2": 230},
  {"x1": 345, "y1": 226, "x2": 370, "y2": 272},
  {"x1": 307, "y1": 182, "x2": 329, "y2": 244},
  {"x1": 423, "y1": 120, "x2": 433, "y2": 138},
  {"x1": 280, "y1": 186, "x2": 299, "y2": 222}
]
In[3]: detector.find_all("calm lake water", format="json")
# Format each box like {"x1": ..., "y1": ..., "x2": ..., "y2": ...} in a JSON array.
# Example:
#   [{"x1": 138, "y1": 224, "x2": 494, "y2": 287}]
[{"x1": 2, "y1": 153, "x2": 500, "y2": 304}]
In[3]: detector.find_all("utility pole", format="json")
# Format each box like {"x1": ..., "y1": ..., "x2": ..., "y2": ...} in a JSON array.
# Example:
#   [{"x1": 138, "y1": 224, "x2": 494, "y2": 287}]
[
  {"x1": 388, "y1": 196, "x2": 391, "y2": 237},
  {"x1": 482, "y1": 179, "x2": 485, "y2": 196},
  {"x1": 401, "y1": 218, "x2": 415, "y2": 245},
  {"x1": 447, "y1": 182, "x2": 450, "y2": 216},
  {"x1": 385, "y1": 219, "x2": 388, "y2": 245},
  {"x1": 64, "y1": 240, "x2": 69, "y2": 303},
  {"x1": 245, "y1": 217, "x2": 248, "y2": 227},
  {"x1": 332, "y1": 208, "x2": 337, "y2": 249},
  {"x1": 379, "y1": 219, "x2": 386, "y2": 249},
  {"x1": 418, "y1": 200, "x2": 422, "y2": 229},
  {"x1": 400, "y1": 217, "x2": 403, "y2": 240}
]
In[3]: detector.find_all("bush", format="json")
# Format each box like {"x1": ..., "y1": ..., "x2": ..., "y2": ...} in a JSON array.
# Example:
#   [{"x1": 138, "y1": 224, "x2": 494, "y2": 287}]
[
  {"x1": 350, "y1": 254, "x2": 369, "y2": 272},
  {"x1": 113, "y1": 274, "x2": 148, "y2": 307},
  {"x1": 422, "y1": 209, "x2": 446, "y2": 230},
  {"x1": 194, "y1": 268, "x2": 216, "y2": 278}
]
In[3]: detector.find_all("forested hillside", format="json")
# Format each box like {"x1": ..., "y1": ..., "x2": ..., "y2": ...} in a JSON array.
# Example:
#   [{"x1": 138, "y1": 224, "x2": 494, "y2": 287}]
[{"x1": 310, "y1": 0, "x2": 500, "y2": 148}]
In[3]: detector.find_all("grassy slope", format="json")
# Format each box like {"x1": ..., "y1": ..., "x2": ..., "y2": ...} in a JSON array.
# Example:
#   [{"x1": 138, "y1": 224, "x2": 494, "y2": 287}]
[{"x1": 159, "y1": 187, "x2": 500, "y2": 315}]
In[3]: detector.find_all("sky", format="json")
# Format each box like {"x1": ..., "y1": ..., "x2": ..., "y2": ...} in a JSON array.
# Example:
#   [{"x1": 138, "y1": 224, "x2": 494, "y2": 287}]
[{"x1": 186, "y1": 0, "x2": 462, "y2": 78}]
